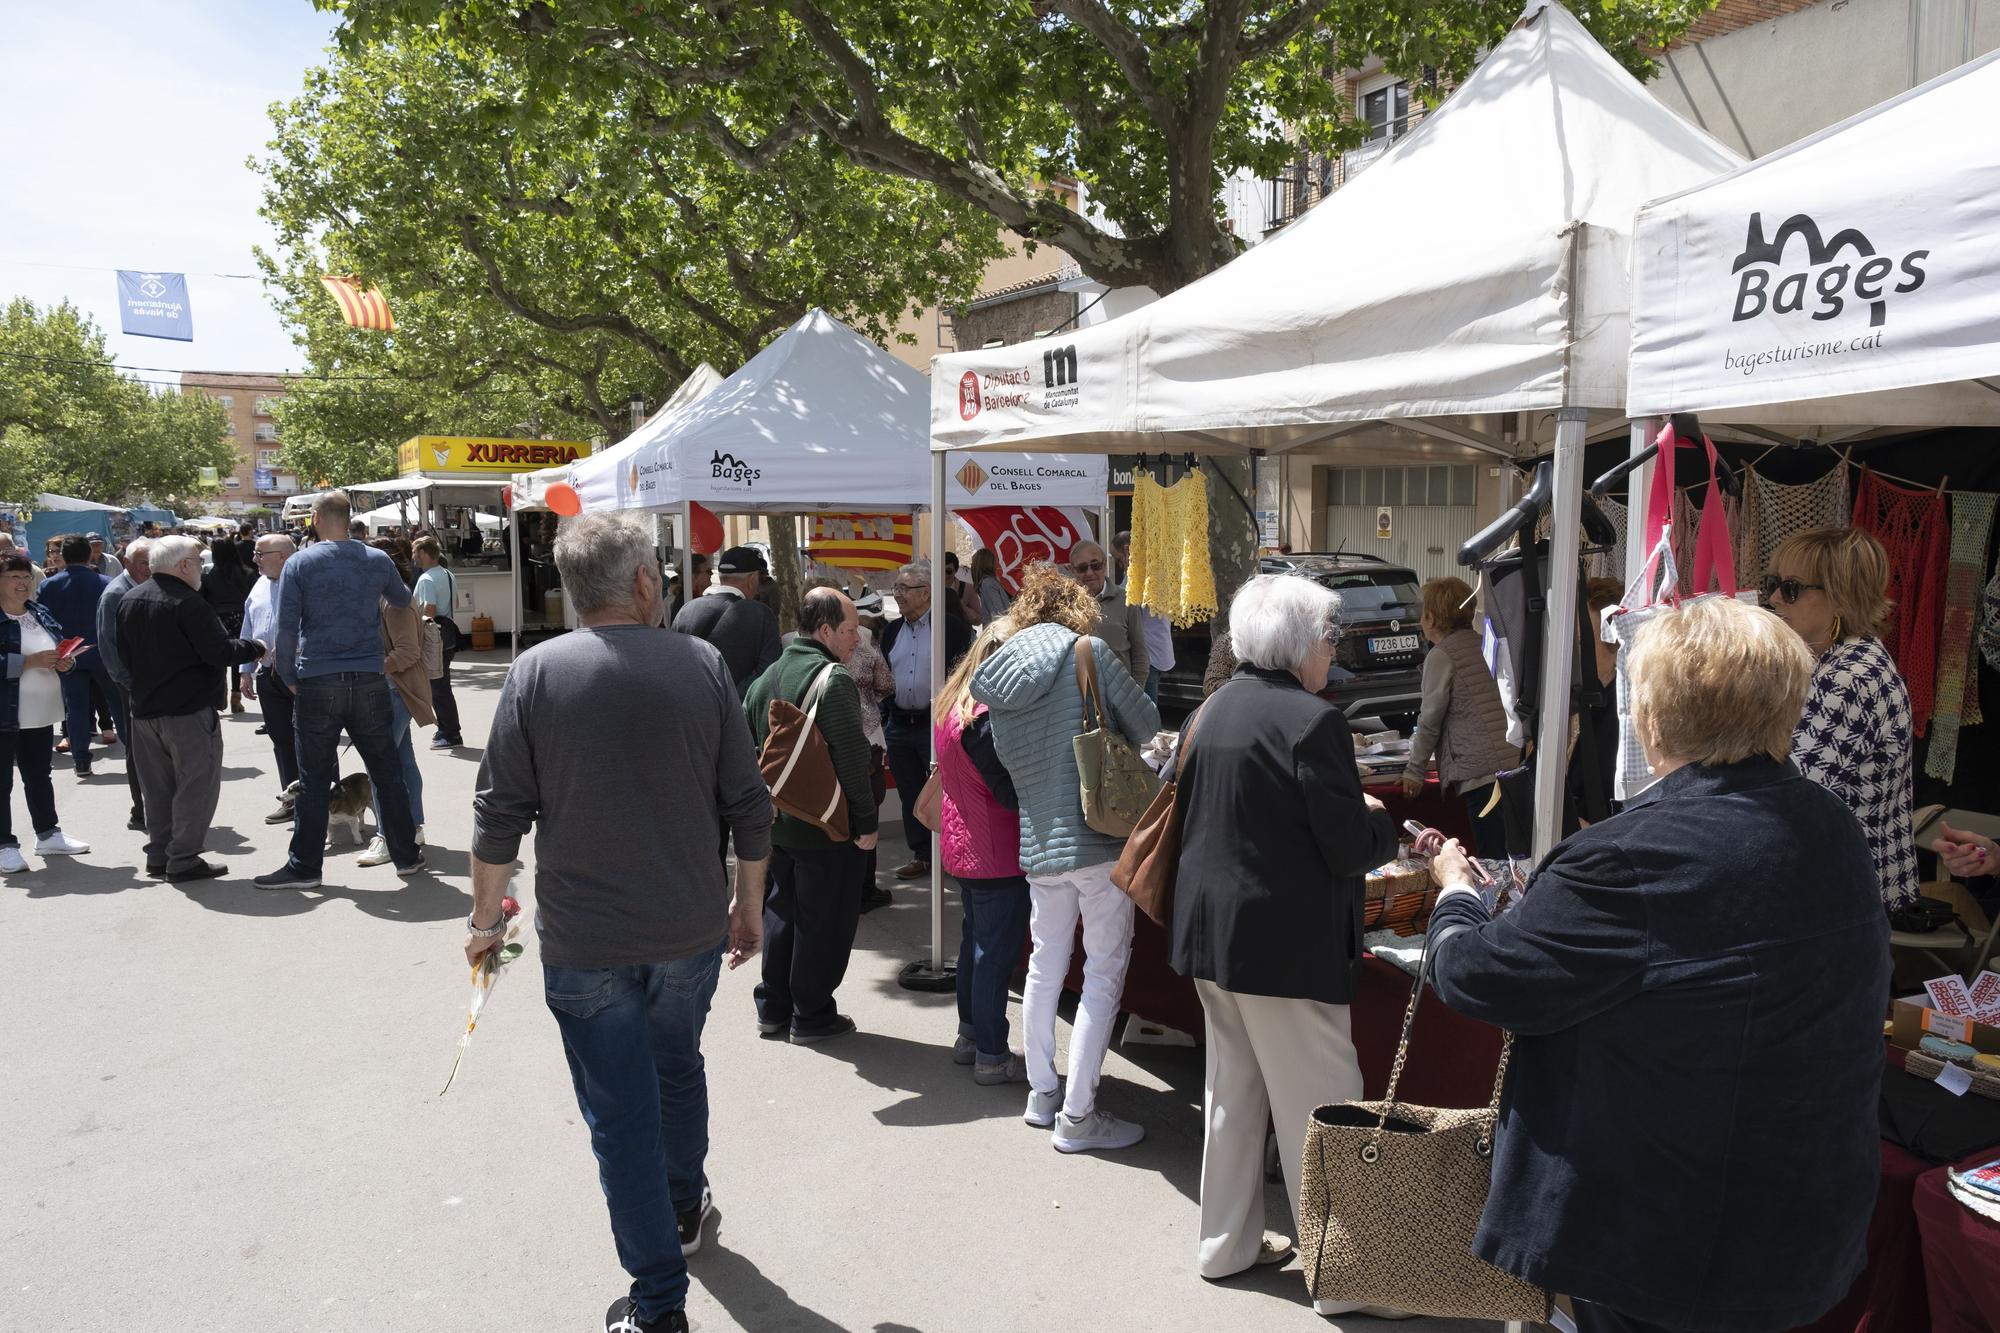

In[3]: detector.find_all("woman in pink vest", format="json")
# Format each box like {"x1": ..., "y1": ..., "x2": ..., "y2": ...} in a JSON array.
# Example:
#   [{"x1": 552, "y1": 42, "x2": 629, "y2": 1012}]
[{"x1": 933, "y1": 621, "x2": 1030, "y2": 1085}]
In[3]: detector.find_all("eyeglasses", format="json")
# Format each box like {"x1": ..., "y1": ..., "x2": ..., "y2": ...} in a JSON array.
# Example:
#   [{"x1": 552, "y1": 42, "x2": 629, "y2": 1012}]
[
  {"x1": 1071, "y1": 561, "x2": 1106, "y2": 574},
  {"x1": 1758, "y1": 574, "x2": 1826, "y2": 605}
]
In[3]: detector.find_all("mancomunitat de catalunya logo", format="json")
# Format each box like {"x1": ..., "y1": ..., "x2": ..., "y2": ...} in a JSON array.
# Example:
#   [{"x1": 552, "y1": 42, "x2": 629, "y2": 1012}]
[
  {"x1": 710, "y1": 451, "x2": 761, "y2": 486},
  {"x1": 1730, "y1": 212, "x2": 1928, "y2": 327}
]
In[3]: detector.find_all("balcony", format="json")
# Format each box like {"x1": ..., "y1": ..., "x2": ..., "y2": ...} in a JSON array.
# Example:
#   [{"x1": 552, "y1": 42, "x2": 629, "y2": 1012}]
[{"x1": 1264, "y1": 114, "x2": 1419, "y2": 233}]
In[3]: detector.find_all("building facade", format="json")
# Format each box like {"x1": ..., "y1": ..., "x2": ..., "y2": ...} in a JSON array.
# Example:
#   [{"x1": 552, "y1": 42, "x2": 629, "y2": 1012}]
[{"x1": 177, "y1": 371, "x2": 302, "y2": 510}]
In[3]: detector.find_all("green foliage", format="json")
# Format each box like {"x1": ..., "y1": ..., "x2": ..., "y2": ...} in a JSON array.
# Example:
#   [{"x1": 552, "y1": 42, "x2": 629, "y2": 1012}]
[
  {"x1": 254, "y1": 30, "x2": 1004, "y2": 466},
  {"x1": 0, "y1": 299, "x2": 237, "y2": 507},
  {"x1": 322, "y1": 0, "x2": 1716, "y2": 293}
]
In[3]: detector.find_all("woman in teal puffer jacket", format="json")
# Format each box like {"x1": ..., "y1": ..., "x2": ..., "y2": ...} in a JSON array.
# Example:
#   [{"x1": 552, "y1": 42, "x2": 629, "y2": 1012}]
[{"x1": 972, "y1": 563, "x2": 1158, "y2": 1154}]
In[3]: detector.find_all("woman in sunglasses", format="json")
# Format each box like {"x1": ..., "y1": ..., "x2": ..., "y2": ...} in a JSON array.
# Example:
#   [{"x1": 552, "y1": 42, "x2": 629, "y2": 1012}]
[{"x1": 1763, "y1": 527, "x2": 1916, "y2": 909}]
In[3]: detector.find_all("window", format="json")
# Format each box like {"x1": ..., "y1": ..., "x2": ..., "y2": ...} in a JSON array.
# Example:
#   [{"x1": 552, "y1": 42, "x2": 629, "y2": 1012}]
[
  {"x1": 1326, "y1": 465, "x2": 1475, "y2": 508},
  {"x1": 257, "y1": 449, "x2": 281, "y2": 468},
  {"x1": 217, "y1": 394, "x2": 235, "y2": 411},
  {"x1": 224, "y1": 420, "x2": 236, "y2": 436},
  {"x1": 1362, "y1": 80, "x2": 1411, "y2": 145},
  {"x1": 254, "y1": 423, "x2": 279, "y2": 442},
  {"x1": 254, "y1": 395, "x2": 279, "y2": 416}
]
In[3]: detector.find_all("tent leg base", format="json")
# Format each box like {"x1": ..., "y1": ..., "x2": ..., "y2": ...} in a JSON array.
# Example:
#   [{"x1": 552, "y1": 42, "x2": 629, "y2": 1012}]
[{"x1": 897, "y1": 959, "x2": 957, "y2": 993}]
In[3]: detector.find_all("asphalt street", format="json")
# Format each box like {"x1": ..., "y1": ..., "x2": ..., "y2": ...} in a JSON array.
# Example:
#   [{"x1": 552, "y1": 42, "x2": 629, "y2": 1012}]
[{"x1": 3, "y1": 648, "x2": 1500, "y2": 1333}]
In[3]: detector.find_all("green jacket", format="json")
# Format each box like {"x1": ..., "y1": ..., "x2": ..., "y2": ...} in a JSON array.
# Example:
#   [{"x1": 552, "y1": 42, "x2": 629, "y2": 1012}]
[{"x1": 743, "y1": 638, "x2": 880, "y2": 851}]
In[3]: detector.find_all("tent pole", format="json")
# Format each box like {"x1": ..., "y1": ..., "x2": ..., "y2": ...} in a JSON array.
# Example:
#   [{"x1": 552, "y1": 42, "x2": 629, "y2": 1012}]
[
  {"x1": 508, "y1": 508, "x2": 521, "y2": 664},
  {"x1": 1532, "y1": 407, "x2": 1588, "y2": 860},
  {"x1": 681, "y1": 499, "x2": 695, "y2": 606},
  {"x1": 899, "y1": 451, "x2": 957, "y2": 993},
  {"x1": 1625, "y1": 419, "x2": 1659, "y2": 588}
]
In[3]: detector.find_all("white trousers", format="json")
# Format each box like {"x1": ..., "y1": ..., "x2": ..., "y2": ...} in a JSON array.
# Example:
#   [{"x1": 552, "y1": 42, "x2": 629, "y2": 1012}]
[
  {"x1": 1193, "y1": 978, "x2": 1363, "y2": 1279},
  {"x1": 1022, "y1": 861, "x2": 1134, "y2": 1120}
]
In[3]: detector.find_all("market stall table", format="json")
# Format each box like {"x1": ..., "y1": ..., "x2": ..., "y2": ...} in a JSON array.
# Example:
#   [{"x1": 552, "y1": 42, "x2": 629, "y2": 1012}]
[{"x1": 1912, "y1": 1151, "x2": 2000, "y2": 1333}]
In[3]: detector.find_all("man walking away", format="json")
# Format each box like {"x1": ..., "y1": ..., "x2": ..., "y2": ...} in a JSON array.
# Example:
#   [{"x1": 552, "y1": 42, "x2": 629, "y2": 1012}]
[
  {"x1": 879, "y1": 561, "x2": 973, "y2": 882},
  {"x1": 411, "y1": 536, "x2": 464, "y2": 748},
  {"x1": 239, "y1": 534, "x2": 298, "y2": 824},
  {"x1": 97, "y1": 539, "x2": 151, "y2": 831},
  {"x1": 742, "y1": 588, "x2": 879, "y2": 1045},
  {"x1": 38, "y1": 535, "x2": 116, "y2": 778},
  {"x1": 253, "y1": 491, "x2": 422, "y2": 890},
  {"x1": 671, "y1": 546, "x2": 780, "y2": 696},
  {"x1": 116, "y1": 536, "x2": 265, "y2": 881},
  {"x1": 468, "y1": 514, "x2": 771, "y2": 1333}
]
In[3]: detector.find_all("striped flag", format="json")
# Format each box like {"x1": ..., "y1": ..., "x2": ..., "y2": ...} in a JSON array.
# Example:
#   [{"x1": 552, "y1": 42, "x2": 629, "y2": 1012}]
[
  {"x1": 807, "y1": 513, "x2": 914, "y2": 571},
  {"x1": 319, "y1": 275, "x2": 396, "y2": 331}
]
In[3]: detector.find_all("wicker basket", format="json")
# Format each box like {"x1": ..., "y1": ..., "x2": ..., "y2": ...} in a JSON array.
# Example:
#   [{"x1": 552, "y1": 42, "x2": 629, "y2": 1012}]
[
  {"x1": 1905, "y1": 1050, "x2": 2000, "y2": 1101},
  {"x1": 1364, "y1": 859, "x2": 1438, "y2": 936}
]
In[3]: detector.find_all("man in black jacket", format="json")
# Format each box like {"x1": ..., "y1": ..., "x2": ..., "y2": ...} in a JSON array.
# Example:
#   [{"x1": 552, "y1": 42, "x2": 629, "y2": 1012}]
[
  {"x1": 672, "y1": 546, "x2": 780, "y2": 695},
  {"x1": 116, "y1": 535, "x2": 266, "y2": 882},
  {"x1": 878, "y1": 560, "x2": 973, "y2": 880}
]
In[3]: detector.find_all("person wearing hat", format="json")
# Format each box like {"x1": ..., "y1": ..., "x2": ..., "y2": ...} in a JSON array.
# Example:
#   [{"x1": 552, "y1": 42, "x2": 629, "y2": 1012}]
[{"x1": 672, "y1": 545, "x2": 782, "y2": 696}]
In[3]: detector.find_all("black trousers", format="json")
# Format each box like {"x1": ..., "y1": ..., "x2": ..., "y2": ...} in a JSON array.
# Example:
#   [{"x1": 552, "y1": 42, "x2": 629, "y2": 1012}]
[
  {"x1": 257, "y1": 668, "x2": 298, "y2": 791},
  {"x1": 429, "y1": 642, "x2": 462, "y2": 742},
  {"x1": 756, "y1": 843, "x2": 865, "y2": 1028},
  {"x1": 117, "y1": 685, "x2": 143, "y2": 820},
  {"x1": 881, "y1": 709, "x2": 930, "y2": 864},
  {"x1": 1572, "y1": 1301, "x2": 1694, "y2": 1333}
]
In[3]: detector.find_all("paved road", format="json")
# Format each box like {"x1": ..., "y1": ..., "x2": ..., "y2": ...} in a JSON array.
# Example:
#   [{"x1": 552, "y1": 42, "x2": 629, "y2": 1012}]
[{"x1": 3, "y1": 649, "x2": 1496, "y2": 1333}]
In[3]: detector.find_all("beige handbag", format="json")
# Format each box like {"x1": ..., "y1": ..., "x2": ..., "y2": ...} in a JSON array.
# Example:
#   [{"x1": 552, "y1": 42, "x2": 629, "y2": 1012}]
[
  {"x1": 1298, "y1": 940, "x2": 1550, "y2": 1323},
  {"x1": 1071, "y1": 637, "x2": 1159, "y2": 838}
]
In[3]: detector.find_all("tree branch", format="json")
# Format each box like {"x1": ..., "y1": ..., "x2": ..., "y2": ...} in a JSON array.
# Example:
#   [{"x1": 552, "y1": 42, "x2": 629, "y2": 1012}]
[
  {"x1": 1044, "y1": 0, "x2": 1175, "y2": 126},
  {"x1": 455, "y1": 217, "x2": 685, "y2": 373},
  {"x1": 1237, "y1": 0, "x2": 1338, "y2": 61}
]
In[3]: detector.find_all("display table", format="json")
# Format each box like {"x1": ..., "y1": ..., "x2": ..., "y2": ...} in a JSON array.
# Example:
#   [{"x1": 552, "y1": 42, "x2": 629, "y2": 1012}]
[{"x1": 1913, "y1": 1152, "x2": 2000, "y2": 1333}]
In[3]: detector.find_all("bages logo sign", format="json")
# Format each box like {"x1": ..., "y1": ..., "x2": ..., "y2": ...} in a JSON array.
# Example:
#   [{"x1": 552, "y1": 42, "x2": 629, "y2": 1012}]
[
  {"x1": 1730, "y1": 212, "x2": 1927, "y2": 328},
  {"x1": 710, "y1": 451, "x2": 761, "y2": 486}
]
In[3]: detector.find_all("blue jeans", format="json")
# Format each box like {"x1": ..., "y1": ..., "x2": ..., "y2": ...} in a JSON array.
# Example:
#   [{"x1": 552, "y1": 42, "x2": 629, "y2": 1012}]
[
  {"x1": 60, "y1": 657, "x2": 123, "y2": 771},
  {"x1": 370, "y1": 689, "x2": 424, "y2": 828},
  {"x1": 1143, "y1": 666, "x2": 1161, "y2": 703},
  {"x1": 954, "y1": 876, "x2": 1033, "y2": 1061},
  {"x1": 285, "y1": 672, "x2": 419, "y2": 876},
  {"x1": 545, "y1": 942, "x2": 724, "y2": 1323}
]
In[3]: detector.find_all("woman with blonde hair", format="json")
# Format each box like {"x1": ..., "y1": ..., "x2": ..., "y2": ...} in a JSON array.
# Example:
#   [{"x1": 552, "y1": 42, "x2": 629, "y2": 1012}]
[
  {"x1": 1402, "y1": 575, "x2": 1518, "y2": 854},
  {"x1": 973, "y1": 562, "x2": 1158, "y2": 1151},
  {"x1": 1424, "y1": 595, "x2": 1888, "y2": 1333},
  {"x1": 1764, "y1": 526, "x2": 1916, "y2": 907},
  {"x1": 933, "y1": 617, "x2": 1029, "y2": 1082}
]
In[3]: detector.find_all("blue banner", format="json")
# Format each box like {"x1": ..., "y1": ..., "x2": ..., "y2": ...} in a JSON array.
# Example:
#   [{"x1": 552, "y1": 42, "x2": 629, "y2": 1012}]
[{"x1": 116, "y1": 271, "x2": 193, "y2": 341}]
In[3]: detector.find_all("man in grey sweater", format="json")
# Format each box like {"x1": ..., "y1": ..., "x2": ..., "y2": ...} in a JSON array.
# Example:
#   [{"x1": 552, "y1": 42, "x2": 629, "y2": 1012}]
[{"x1": 468, "y1": 514, "x2": 772, "y2": 1333}]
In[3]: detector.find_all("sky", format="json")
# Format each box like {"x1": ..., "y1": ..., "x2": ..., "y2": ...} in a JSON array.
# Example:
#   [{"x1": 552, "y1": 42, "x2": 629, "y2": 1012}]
[{"x1": 0, "y1": 1, "x2": 340, "y2": 382}]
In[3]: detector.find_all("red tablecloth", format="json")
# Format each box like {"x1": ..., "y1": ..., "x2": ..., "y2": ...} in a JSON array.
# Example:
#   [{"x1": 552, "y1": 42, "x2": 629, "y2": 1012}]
[
  {"x1": 1913, "y1": 1151, "x2": 2000, "y2": 1333},
  {"x1": 1786, "y1": 1138, "x2": 1938, "y2": 1333}
]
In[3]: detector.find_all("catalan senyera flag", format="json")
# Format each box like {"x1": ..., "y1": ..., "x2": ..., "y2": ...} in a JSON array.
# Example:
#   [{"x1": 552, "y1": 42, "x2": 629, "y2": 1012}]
[
  {"x1": 319, "y1": 275, "x2": 396, "y2": 331},
  {"x1": 807, "y1": 513, "x2": 914, "y2": 572}
]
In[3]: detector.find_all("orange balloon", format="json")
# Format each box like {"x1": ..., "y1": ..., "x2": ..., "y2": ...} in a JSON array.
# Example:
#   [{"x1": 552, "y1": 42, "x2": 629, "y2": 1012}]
[
  {"x1": 689, "y1": 502, "x2": 725, "y2": 555},
  {"x1": 545, "y1": 482, "x2": 582, "y2": 516}
]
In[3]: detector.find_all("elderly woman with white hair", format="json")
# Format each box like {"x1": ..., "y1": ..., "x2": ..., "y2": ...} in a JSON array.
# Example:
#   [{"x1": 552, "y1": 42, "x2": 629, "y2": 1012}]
[
  {"x1": 1422, "y1": 596, "x2": 1888, "y2": 1333},
  {"x1": 1166, "y1": 573, "x2": 1399, "y2": 1293}
]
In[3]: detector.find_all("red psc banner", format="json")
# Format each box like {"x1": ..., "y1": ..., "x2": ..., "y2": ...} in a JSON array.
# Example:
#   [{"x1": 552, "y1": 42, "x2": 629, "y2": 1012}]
[{"x1": 955, "y1": 506, "x2": 1089, "y2": 593}]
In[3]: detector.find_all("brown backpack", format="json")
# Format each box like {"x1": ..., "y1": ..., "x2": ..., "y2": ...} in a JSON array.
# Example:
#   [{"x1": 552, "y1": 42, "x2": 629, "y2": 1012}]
[{"x1": 759, "y1": 662, "x2": 851, "y2": 840}]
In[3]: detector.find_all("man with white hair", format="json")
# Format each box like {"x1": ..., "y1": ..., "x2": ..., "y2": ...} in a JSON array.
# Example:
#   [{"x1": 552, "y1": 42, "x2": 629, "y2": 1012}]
[
  {"x1": 116, "y1": 535, "x2": 267, "y2": 880},
  {"x1": 254, "y1": 490, "x2": 421, "y2": 890},
  {"x1": 877, "y1": 560, "x2": 972, "y2": 881},
  {"x1": 97, "y1": 538, "x2": 152, "y2": 830},
  {"x1": 470, "y1": 513, "x2": 771, "y2": 1333},
  {"x1": 239, "y1": 533, "x2": 299, "y2": 824}
]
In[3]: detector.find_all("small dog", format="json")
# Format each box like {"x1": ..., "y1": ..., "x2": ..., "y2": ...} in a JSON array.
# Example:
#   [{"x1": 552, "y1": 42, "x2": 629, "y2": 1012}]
[{"x1": 284, "y1": 773, "x2": 375, "y2": 846}]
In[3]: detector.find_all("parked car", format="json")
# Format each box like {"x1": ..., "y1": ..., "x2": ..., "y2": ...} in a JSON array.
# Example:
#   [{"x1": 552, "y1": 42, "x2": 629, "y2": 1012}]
[{"x1": 1157, "y1": 552, "x2": 1428, "y2": 730}]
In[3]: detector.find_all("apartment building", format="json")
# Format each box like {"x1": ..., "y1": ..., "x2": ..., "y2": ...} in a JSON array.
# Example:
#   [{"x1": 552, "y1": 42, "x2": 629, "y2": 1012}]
[{"x1": 177, "y1": 371, "x2": 302, "y2": 509}]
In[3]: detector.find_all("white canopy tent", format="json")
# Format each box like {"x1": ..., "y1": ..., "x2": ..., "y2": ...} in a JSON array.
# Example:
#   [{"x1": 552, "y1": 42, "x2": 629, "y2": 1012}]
[
  {"x1": 930, "y1": 0, "x2": 1742, "y2": 857},
  {"x1": 1628, "y1": 47, "x2": 2000, "y2": 425},
  {"x1": 510, "y1": 363, "x2": 727, "y2": 513},
  {"x1": 33, "y1": 493, "x2": 124, "y2": 513}
]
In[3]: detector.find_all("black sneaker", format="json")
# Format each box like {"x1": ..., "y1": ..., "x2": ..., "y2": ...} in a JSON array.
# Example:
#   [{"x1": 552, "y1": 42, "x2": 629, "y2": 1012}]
[
  {"x1": 253, "y1": 865, "x2": 321, "y2": 891},
  {"x1": 604, "y1": 1296, "x2": 687, "y2": 1333},
  {"x1": 145, "y1": 863, "x2": 166, "y2": 878},
  {"x1": 789, "y1": 1014, "x2": 857, "y2": 1046},
  {"x1": 859, "y1": 886, "x2": 893, "y2": 913},
  {"x1": 126, "y1": 814, "x2": 146, "y2": 832},
  {"x1": 165, "y1": 859, "x2": 227, "y2": 883},
  {"x1": 676, "y1": 1183, "x2": 713, "y2": 1256}
]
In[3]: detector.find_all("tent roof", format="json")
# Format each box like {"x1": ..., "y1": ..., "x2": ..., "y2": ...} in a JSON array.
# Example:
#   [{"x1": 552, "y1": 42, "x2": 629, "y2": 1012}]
[
  {"x1": 512, "y1": 363, "x2": 725, "y2": 511},
  {"x1": 34, "y1": 492, "x2": 125, "y2": 513},
  {"x1": 1628, "y1": 49, "x2": 2000, "y2": 426},
  {"x1": 930, "y1": 2, "x2": 1742, "y2": 454}
]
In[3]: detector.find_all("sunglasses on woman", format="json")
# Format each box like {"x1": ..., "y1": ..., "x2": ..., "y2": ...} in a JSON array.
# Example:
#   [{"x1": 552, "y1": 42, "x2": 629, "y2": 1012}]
[{"x1": 1757, "y1": 574, "x2": 1825, "y2": 604}]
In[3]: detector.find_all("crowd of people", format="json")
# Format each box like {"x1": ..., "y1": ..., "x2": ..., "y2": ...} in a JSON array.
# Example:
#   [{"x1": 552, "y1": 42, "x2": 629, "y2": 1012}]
[{"x1": 0, "y1": 492, "x2": 476, "y2": 885}]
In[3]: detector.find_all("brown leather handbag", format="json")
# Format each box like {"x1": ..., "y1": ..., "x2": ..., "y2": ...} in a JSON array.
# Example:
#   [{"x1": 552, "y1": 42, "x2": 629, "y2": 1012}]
[
  {"x1": 913, "y1": 766, "x2": 944, "y2": 833},
  {"x1": 758, "y1": 663, "x2": 850, "y2": 840},
  {"x1": 1110, "y1": 708, "x2": 1198, "y2": 927}
]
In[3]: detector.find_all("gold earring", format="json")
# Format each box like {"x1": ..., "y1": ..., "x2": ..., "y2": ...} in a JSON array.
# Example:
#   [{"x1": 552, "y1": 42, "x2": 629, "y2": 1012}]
[{"x1": 1831, "y1": 614, "x2": 1843, "y2": 642}]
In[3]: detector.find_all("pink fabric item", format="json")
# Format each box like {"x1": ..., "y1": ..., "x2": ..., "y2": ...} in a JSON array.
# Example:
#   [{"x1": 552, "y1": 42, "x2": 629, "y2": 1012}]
[{"x1": 934, "y1": 706, "x2": 1022, "y2": 879}]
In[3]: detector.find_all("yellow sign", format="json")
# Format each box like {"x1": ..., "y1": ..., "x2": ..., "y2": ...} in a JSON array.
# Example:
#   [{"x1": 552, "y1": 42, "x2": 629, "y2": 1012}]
[
  {"x1": 1376, "y1": 506, "x2": 1393, "y2": 540},
  {"x1": 397, "y1": 436, "x2": 592, "y2": 477}
]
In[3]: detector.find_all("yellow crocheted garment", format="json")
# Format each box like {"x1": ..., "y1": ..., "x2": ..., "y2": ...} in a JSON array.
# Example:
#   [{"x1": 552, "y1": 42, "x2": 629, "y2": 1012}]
[{"x1": 1127, "y1": 471, "x2": 1218, "y2": 628}]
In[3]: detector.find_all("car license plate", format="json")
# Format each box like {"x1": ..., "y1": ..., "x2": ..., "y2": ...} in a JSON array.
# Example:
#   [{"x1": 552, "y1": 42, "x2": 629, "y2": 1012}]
[{"x1": 1369, "y1": 634, "x2": 1419, "y2": 654}]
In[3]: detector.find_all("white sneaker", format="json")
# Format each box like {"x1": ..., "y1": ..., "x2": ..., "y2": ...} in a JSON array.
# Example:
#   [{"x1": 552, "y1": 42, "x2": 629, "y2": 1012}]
[
  {"x1": 1052, "y1": 1108, "x2": 1146, "y2": 1153},
  {"x1": 1024, "y1": 1086, "x2": 1063, "y2": 1128},
  {"x1": 34, "y1": 829, "x2": 88, "y2": 856},
  {"x1": 0, "y1": 845, "x2": 29, "y2": 873},
  {"x1": 356, "y1": 836, "x2": 392, "y2": 867}
]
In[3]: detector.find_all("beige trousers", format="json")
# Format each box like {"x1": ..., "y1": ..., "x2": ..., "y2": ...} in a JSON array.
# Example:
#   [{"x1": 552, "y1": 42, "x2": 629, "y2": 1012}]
[{"x1": 1194, "y1": 978, "x2": 1363, "y2": 1279}]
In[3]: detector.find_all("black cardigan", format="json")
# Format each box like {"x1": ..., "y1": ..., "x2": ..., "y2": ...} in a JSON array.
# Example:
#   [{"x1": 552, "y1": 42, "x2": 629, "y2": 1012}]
[
  {"x1": 1427, "y1": 756, "x2": 1889, "y2": 1332},
  {"x1": 1168, "y1": 666, "x2": 1397, "y2": 1003}
]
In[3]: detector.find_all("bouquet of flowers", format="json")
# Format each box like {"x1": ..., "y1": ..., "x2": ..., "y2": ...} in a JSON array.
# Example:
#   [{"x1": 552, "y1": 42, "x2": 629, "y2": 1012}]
[{"x1": 440, "y1": 895, "x2": 525, "y2": 1096}]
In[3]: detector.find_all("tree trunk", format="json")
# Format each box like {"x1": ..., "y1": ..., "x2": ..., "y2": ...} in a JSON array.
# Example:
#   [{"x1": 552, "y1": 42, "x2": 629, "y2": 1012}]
[
  {"x1": 766, "y1": 512, "x2": 802, "y2": 632},
  {"x1": 1204, "y1": 456, "x2": 1260, "y2": 615}
]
